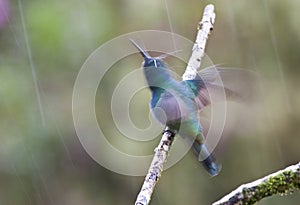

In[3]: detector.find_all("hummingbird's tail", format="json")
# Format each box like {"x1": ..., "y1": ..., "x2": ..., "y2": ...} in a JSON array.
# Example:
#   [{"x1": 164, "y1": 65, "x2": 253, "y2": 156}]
[{"x1": 192, "y1": 139, "x2": 221, "y2": 176}]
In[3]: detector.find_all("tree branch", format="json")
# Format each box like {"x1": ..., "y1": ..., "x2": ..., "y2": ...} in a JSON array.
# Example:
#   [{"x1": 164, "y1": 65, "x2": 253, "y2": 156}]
[
  {"x1": 213, "y1": 162, "x2": 300, "y2": 205},
  {"x1": 182, "y1": 4, "x2": 216, "y2": 81},
  {"x1": 135, "y1": 128, "x2": 175, "y2": 205},
  {"x1": 134, "y1": 4, "x2": 216, "y2": 205}
]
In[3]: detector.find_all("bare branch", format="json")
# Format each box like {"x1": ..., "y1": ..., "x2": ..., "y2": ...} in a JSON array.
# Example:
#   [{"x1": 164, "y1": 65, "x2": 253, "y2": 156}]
[
  {"x1": 213, "y1": 162, "x2": 300, "y2": 205},
  {"x1": 135, "y1": 128, "x2": 175, "y2": 205},
  {"x1": 182, "y1": 4, "x2": 216, "y2": 80}
]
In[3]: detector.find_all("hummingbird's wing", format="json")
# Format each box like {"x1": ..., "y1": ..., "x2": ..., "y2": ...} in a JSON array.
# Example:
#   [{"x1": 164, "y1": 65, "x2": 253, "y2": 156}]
[{"x1": 182, "y1": 66, "x2": 260, "y2": 109}]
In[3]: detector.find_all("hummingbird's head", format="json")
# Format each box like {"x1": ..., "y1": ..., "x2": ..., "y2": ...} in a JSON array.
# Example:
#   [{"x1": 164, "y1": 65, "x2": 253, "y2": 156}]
[
  {"x1": 130, "y1": 39, "x2": 166, "y2": 69},
  {"x1": 130, "y1": 39, "x2": 173, "y2": 87}
]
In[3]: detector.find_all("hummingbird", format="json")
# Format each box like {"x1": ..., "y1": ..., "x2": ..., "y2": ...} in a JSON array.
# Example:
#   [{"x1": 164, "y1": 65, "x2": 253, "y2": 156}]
[{"x1": 130, "y1": 40, "x2": 255, "y2": 176}]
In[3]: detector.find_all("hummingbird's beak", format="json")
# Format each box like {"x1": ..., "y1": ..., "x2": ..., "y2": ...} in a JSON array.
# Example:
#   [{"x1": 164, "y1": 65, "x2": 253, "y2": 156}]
[{"x1": 130, "y1": 39, "x2": 151, "y2": 60}]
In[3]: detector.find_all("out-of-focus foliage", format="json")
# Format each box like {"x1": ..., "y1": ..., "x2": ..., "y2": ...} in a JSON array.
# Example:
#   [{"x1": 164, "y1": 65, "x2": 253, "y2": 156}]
[{"x1": 0, "y1": 0, "x2": 300, "y2": 204}]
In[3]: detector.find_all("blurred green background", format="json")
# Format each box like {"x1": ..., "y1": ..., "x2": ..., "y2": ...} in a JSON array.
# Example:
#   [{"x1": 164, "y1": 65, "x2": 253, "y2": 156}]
[{"x1": 1, "y1": 0, "x2": 300, "y2": 204}]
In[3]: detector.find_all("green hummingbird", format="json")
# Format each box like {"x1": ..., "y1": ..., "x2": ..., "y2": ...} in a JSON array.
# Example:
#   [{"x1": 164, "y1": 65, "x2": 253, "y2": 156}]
[{"x1": 131, "y1": 39, "x2": 255, "y2": 176}]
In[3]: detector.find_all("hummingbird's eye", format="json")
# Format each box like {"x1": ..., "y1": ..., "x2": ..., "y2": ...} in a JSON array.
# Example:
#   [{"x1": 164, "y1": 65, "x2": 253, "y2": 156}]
[
  {"x1": 143, "y1": 59, "x2": 155, "y2": 68},
  {"x1": 153, "y1": 59, "x2": 157, "y2": 68}
]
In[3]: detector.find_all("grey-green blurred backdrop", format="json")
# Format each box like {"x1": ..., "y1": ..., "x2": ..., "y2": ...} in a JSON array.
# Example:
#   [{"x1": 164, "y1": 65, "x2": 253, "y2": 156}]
[{"x1": 0, "y1": 0, "x2": 300, "y2": 204}]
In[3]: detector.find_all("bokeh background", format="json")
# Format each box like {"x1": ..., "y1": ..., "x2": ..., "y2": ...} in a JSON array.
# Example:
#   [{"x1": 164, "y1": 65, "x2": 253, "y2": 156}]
[{"x1": 0, "y1": 0, "x2": 300, "y2": 204}]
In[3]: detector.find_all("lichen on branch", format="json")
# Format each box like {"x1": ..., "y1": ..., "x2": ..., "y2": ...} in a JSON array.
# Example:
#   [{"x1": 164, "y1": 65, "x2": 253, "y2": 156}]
[{"x1": 213, "y1": 162, "x2": 300, "y2": 205}]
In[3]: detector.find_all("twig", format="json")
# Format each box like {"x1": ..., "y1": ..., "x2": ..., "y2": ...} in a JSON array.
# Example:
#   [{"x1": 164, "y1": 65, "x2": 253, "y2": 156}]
[
  {"x1": 182, "y1": 4, "x2": 216, "y2": 81},
  {"x1": 213, "y1": 162, "x2": 300, "y2": 205},
  {"x1": 134, "y1": 4, "x2": 216, "y2": 205},
  {"x1": 135, "y1": 128, "x2": 175, "y2": 205}
]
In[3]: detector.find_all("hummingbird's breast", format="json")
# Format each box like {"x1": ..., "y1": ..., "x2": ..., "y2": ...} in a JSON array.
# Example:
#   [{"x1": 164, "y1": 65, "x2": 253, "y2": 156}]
[
  {"x1": 151, "y1": 88, "x2": 197, "y2": 125},
  {"x1": 144, "y1": 65, "x2": 198, "y2": 128},
  {"x1": 143, "y1": 66, "x2": 173, "y2": 87}
]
